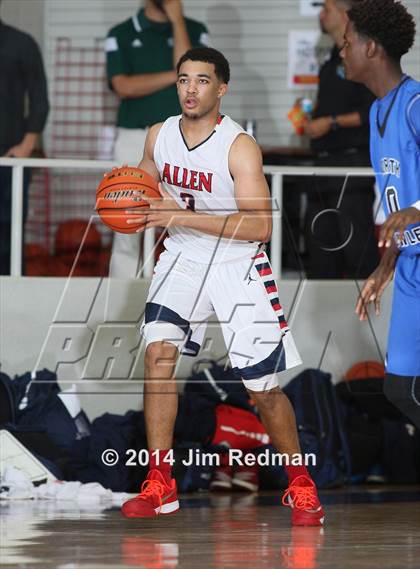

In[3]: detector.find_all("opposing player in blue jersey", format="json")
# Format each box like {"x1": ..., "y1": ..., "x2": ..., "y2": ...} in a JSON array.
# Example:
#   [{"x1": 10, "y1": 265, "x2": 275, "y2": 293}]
[{"x1": 341, "y1": 0, "x2": 420, "y2": 426}]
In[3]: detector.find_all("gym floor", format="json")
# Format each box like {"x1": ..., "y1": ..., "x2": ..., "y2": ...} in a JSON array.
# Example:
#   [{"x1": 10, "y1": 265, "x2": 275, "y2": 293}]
[{"x1": 1, "y1": 486, "x2": 420, "y2": 569}]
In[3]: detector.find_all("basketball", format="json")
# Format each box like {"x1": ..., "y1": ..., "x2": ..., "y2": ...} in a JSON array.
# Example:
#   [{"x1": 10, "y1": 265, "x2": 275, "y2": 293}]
[
  {"x1": 344, "y1": 360, "x2": 385, "y2": 381},
  {"x1": 96, "y1": 166, "x2": 160, "y2": 234}
]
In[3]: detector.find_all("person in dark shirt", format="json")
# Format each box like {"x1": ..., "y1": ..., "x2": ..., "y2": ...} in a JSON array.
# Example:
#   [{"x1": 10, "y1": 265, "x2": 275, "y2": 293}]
[
  {"x1": 105, "y1": 0, "x2": 209, "y2": 278},
  {"x1": 304, "y1": 0, "x2": 379, "y2": 279},
  {"x1": 0, "y1": 6, "x2": 49, "y2": 274}
]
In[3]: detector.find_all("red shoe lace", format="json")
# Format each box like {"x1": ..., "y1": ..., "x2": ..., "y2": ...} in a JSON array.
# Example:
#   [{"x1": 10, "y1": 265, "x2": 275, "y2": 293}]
[
  {"x1": 282, "y1": 476, "x2": 318, "y2": 510},
  {"x1": 137, "y1": 478, "x2": 166, "y2": 509}
]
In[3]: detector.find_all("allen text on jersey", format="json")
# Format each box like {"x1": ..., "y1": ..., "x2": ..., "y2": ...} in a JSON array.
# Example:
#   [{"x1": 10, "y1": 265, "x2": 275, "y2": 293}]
[{"x1": 162, "y1": 162, "x2": 213, "y2": 193}]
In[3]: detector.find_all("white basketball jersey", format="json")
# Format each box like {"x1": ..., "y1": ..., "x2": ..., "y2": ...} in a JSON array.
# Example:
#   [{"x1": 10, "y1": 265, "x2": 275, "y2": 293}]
[{"x1": 153, "y1": 114, "x2": 260, "y2": 263}]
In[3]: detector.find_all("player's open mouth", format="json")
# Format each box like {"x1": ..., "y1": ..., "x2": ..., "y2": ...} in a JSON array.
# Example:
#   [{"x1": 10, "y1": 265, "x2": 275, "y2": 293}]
[{"x1": 185, "y1": 98, "x2": 198, "y2": 109}]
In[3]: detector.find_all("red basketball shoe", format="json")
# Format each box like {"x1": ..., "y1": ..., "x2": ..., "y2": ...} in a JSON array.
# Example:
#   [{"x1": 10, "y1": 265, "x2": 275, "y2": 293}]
[
  {"x1": 282, "y1": 475, "x2": 325, "y2": 526},
  {"x1": 121, "y1": 470, "x2": 179, "y2": 518}
]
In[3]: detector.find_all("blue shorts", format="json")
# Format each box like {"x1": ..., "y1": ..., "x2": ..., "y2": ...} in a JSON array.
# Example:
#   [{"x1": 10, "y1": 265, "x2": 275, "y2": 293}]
[{"x1": 386, "y1": 252, "x2": 420, "y2": 376}]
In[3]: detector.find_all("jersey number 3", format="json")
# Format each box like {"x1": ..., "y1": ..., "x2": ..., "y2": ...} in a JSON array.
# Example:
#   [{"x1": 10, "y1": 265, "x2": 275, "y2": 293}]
[{"x1": 180, "y1": 193, "x2": 196, "y2": 211}]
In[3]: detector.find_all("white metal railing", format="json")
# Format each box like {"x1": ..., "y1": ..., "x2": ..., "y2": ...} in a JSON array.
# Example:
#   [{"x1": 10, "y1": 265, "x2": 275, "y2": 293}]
[{"x1": 0, "y1": 157, "x2": 374, "y2": 278}]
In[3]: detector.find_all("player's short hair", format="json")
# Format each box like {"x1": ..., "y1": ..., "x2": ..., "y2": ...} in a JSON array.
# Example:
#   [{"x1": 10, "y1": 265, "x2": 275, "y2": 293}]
[
  {"x1": 177, "y1": 47, "x2": 230, "y2": 84},
  {"x1": 335, "y1": 0, "x2": 363, "y2": 8},
  {"x1": 347, "y1": 0, "x2": 416, "y2": 61}
]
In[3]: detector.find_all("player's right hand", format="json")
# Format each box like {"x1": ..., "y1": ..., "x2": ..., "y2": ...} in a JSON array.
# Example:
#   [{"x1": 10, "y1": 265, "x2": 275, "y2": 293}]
[
  {"x1": 355, "y1": 260, "x2": 395, "y2": 321},
  {"x1": 378, "y1": 207, "x2": 420, "y2": 248}
]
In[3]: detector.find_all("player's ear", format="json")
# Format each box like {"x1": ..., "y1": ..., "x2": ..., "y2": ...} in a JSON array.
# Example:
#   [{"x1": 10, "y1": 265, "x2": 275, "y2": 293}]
[
  {"x1": 217, "y1": 83, "x2": 228, "y2": 98},
  {"x1": 366, "y1": 38, "x2": 378, "y2": 59}
]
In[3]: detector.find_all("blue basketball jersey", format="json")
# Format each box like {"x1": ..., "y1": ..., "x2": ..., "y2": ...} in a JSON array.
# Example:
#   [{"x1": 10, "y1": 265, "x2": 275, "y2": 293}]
[{"x1": 370, "y1": 76, "x2": 420, "y2": 255}]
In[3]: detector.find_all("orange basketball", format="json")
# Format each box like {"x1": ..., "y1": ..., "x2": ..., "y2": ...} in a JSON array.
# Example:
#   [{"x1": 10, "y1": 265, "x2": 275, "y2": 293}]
[
  {"x1": 96, "y1": 166, "x2": 160, "y2": 234},
  {"x1": 344, "y1": 361, "x2": 385, "y2": 381}
]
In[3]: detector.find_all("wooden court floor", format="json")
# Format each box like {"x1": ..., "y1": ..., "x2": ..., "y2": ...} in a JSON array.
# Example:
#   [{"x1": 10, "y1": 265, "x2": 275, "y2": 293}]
[{"x1": 1, "y1": 486, "x2": 420, "y2": 569}]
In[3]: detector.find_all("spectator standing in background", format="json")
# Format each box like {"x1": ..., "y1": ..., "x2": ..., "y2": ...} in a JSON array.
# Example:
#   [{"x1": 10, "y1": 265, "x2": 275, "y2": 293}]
[
  {"x1": 0, "y1": 0, "x2": 49, "y2": 275},
  {"x1": 305, "y1": 0, "x2": 379, "y2": 279},
  {"x1": 106, "y1": 0, "x2": 209, "y2": 278}
]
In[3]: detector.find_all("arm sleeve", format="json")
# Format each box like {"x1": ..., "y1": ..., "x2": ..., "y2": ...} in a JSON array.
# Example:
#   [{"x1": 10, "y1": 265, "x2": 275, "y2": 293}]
[
  {"x1": 105, "y1": 31, "x2": 129, "y2": 81},
  {"x1": 358, "y1": 85, "x2": 376, "y2": 125},
  {"x1": 21, "y1": 35, "x2": 49, "y2": 133},
  {"x1": 407, "y1": 94, "x2": 420, "y2": 147}
]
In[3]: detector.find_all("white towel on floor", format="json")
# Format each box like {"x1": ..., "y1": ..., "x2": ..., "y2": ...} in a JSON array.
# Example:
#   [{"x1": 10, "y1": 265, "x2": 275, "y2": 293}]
[{"x1": 0, "y1": 465, "x2": 135, "y2": 505}]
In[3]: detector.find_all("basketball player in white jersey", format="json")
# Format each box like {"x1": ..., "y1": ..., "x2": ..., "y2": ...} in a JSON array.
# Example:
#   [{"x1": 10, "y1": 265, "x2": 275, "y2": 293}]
[{"x1": 121, "y1": 47, "x2": 324, "y2": 526}]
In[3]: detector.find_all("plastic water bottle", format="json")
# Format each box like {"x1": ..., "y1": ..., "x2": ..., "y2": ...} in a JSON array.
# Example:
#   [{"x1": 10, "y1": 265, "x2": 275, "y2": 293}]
[{"x1": 301, "y1": 99, "x2": 313, "y2": 118}]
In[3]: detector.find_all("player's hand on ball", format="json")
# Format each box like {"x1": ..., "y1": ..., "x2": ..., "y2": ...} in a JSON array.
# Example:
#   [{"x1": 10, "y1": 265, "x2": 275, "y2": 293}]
[
  {"x1": 127, "y1": 183, "x2": 184, "y2": 231},
  {"x1": 378, "y1": 207, "x2": 420, "y2": 248},
  {"x1": 355, "y1": 259, "x2": 395, "y2": 320}
]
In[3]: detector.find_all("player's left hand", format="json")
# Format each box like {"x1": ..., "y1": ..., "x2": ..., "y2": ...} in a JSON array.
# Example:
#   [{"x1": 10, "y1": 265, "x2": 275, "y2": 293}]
[
  {"x1": 304, "y1": 117, "x2": 332, "y2": 139},
  {"x1": 126, "y1": 183, "x2": 185, "y2": 231},
  {"x1": 378, "y1": 207, "x2": 420, "y2": 248}
]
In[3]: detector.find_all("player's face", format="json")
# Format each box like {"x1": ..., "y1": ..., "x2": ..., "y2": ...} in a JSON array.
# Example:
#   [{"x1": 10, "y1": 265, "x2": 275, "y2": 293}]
[
  {"x1": 319, "y1": 0, "x2": 342, "y2": 35},
  {"x1": 340, "y1": 21, "x2": 369, "y2": 83},
  {"x1": 177, "y1": 60, "x2": 227, "y2": 120}
]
